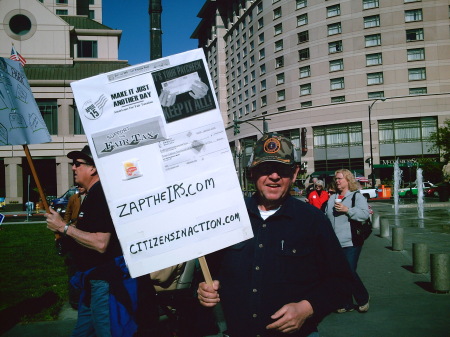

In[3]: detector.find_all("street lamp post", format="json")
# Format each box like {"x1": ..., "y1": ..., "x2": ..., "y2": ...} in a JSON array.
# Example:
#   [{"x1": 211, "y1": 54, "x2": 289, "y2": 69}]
[
  {"x1": 368, "y1": 98, "x2": 386, "y2": 187},
  {"x1": 262, "y1": 116, "x2": 269, "y2": 133},
  {"x1": 233, "y1": 116, "x2": 270, "y2": 191},
  {"x1": 149, "y1": 0, "x2": 162, "y2": 60},
  {"x1": 233, "y1": 117, "x2": 270, "y2": 136},
  {"x1": 236, "y1": 140, "x2": 243, "y2": 188}
]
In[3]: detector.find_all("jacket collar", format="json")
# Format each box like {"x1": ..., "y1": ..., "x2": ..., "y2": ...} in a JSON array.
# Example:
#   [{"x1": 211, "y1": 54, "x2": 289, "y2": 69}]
[{"x1": 247, "y1": 194, "x2": 296, "y2": 220}]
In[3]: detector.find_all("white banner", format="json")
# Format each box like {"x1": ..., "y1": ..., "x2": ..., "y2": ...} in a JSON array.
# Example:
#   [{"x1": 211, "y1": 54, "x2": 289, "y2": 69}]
[
  {"x1": 71, "y1": 49, "x2": 253, "y2": 277},
  {"x1": 0, "y1": 58, "x2": 51, "y2": 145}
]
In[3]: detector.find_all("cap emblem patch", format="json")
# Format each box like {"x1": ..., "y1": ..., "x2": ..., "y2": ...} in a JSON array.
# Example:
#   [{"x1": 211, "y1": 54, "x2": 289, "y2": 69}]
[{"x1": 264, "y1": 138, "x2": 281, "y2": 154}]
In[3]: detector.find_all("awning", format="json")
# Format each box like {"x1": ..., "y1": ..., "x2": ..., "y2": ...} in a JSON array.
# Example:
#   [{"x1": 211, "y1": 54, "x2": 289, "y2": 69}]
[
  {"x1": 373, "y1": 164, "x2": 403, "y2": 168},
  {"x1": 374, "y1": 162, "x2": 442, "y2": 169},
  {"x1": 373, "y1": 163, "x2": 419, "y2": 168},
  {"x1": 310, "y1": 171, "x2": 335, "y2": 178},
  {"x1": 310, "y1": 170, "x2": 367, "y2": 179}
]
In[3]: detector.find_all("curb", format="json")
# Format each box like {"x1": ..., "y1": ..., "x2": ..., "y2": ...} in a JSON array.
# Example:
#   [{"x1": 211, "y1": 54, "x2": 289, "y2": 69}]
[{"x1": 395, "y1": 203, "x2": 450, "y2": 208}]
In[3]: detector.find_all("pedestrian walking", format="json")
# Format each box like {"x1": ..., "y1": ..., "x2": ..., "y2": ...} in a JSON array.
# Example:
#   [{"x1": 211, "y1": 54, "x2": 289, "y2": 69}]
[{"x1": 324, "y1": 169, "x2": 371, "y2": 313}]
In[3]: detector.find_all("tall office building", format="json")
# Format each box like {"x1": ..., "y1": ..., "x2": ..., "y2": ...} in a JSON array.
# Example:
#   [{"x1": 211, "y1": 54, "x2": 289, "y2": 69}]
[
  {"x1": 192, "y1": 0, "x2": 450, "y2": 187},
  {"x1": 0, "y1": 0, "x2": 128, "y2": 203}
]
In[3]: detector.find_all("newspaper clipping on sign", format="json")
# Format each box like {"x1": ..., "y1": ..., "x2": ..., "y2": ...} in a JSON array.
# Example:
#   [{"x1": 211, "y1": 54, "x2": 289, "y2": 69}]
[{"x1": 71, "y1": 49, "x2": 253, "y2": 278}]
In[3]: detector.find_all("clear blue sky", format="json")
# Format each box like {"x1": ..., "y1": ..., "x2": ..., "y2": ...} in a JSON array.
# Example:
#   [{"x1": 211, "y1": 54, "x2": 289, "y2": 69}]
[{"x1": 103, "y1": 0, "x2": 205, "y2": 65}]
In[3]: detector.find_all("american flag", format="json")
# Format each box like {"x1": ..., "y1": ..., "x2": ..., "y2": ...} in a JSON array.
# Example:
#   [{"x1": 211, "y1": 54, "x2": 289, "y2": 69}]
[
  {"x1": 10, "y1": 45, "x2": 26, "y2": 67},
  {"x1": 356, "y1": 176, "x2": 369, "y2": 183},
  {"x1": 354, "y1": 171, "x2": 369, "y2": 183}
]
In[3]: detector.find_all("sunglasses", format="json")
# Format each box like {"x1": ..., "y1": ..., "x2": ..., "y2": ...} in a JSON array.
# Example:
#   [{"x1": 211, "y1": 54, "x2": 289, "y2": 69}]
[
  {"x1": 72, "y1": 160, "x2": 91, "y2": 167},
  {"x1": 253, "y1": 163, "x2": 295, "y2": 178}
]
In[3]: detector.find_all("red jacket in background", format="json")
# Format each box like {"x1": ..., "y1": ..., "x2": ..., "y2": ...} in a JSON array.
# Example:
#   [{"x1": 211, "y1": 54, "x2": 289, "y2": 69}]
[{"x1": 308, "y1": 190, "x2": 329, "y2": 210}]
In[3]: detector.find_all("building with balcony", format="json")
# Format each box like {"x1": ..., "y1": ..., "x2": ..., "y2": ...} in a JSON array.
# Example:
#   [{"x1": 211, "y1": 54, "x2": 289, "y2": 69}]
[{"x1": 192, "y1": 0, "x2": 450, "y2": 187}]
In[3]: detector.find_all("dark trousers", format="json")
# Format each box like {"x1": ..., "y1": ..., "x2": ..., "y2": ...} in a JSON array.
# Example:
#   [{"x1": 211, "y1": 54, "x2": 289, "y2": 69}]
[{"x1": 342, "y1": 246, "x2": 369, "y2": 307}]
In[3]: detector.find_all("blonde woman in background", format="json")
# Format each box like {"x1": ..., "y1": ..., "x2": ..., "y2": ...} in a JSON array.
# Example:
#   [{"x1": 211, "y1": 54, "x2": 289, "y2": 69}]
[{"x1": 324, "y1": 169, "x2": 371, "y2": 313}]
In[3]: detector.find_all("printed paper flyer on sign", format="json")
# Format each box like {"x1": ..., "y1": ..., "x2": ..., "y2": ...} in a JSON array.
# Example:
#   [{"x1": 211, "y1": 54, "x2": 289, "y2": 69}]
[
  {"x1": 0, "y1": 58, "x2": 51, "y2": 145},
  {"x1": 71, "y1": 49, "x2": 253, "y2": 277}
]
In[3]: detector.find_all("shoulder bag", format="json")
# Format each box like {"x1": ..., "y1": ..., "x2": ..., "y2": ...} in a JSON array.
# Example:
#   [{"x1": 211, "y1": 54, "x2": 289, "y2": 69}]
[{"x1": 349, "y1": 192, "x2": 372, "y2": 246}]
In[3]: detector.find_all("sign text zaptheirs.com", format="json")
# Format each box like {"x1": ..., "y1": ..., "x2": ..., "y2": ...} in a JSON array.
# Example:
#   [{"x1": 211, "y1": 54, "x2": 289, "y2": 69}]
[{"x1": 117, "y1": 177, "x2": 215, "y2": 218}]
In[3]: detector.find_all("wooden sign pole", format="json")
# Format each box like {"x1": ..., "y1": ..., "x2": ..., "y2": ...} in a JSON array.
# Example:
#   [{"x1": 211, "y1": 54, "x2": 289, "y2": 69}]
[
  {"x1": 22, "y1": 145, "x2": 60, "y2": 239},
  {"x1": 23, "y1": 145, "x2": 50, "y2": 213},
  {"x1": 198, "y1": 255, "x2": 213, "y2": 285}
]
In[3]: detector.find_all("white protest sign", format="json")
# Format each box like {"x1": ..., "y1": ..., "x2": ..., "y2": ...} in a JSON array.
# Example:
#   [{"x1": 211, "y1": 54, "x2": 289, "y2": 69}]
[
  {"x1": 0, "y1": 58, "x2": 51, "y2": 145},
  {"x1": 71, "y1": 49, "x2": 253, "y2": 278}
]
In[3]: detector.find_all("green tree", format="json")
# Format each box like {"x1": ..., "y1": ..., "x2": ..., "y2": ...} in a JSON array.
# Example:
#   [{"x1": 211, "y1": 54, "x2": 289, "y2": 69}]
[
  {"x1": 416, "y1": 158, "x2": 443, "y2": 183},
  {"x1": 429, "y1": 119, "x2": 450, "y2": 163}
]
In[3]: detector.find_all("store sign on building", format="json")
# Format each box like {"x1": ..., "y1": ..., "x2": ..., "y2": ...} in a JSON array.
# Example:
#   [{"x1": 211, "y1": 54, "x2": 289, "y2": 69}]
[{"x1": 381, "y1": 158, "x2": 418, "y2": 166}]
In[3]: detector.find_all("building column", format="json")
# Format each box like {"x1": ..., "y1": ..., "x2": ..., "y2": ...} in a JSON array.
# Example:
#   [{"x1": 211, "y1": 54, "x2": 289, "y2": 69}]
[
  {"x1": 4, "y1": 157, "x2": 23, "y2": 203},
  {"x1": 58, "y1": 98, "x2": 72, "y2": 136},
  {"x1": 56, "y1": 156, "x2": 73, "y2": 197},
  {"x1": 216, "y1": 8, "x2": 228, "y2": 124}
]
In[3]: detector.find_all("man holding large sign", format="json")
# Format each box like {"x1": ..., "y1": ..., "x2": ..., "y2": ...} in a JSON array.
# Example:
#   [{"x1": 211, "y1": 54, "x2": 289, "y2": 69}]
[
  {"x1": 62, "y1": 48, "x2": 254, "y2": 334},
  {"x1": 198, "y1": 133, "x2": 353, "y2": 337}
]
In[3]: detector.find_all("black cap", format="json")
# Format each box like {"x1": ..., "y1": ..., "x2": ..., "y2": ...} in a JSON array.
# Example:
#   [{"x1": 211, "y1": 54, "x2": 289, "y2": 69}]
[{"x1": 67, "y1": 145, "x2": 94, "y2": 165}]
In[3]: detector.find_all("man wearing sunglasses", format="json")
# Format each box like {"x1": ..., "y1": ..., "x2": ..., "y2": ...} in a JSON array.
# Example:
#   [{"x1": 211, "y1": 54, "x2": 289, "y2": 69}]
[
  {"x1": 198, "y1": 133, "x2": 352, "y2": 337},
  {"x1": 45, "y1": 145, "x2": 158, "y2": 336}
]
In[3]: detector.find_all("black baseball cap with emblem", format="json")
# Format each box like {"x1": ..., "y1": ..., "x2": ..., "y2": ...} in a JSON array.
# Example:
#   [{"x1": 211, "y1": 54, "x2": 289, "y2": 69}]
[
  {"x1": 67, "y1": 145, "x2": 95, "y2": 165},
  {"x1": 249, "y1": 132, "x2": 295, "y2": 168}
]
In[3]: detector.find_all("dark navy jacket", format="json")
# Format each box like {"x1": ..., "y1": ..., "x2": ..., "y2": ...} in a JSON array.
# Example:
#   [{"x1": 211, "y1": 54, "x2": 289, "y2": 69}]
[{"x1": 210, "y1": 195, "x2": 352, "y2": 337}]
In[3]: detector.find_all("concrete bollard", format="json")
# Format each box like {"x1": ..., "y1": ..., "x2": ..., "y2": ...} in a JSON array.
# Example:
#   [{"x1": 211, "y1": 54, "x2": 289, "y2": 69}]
[
  {"x1": 380, "y1": 218, "x2": 390, "y2": 237},
  {"x1": 430, "y1": 253, "x2": 450, "y2": 293},
  {"x1": 412, "y1": 243, "x2": 429, "y2": 274},
  {"x1": 372, "y1": 212, "x2": 380, "y2": 229},
  {"x1": 392, "y1": 227, "x2": 404, "y2": 251}
]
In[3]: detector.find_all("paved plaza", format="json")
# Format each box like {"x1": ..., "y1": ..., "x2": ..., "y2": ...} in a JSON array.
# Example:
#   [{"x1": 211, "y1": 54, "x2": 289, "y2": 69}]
[
  {"x1": 1, "y1": 199, "x2": 449, "y2": 337},
  {"x1": 320, "y1": 199, "x2": 450, "y2": 337}
]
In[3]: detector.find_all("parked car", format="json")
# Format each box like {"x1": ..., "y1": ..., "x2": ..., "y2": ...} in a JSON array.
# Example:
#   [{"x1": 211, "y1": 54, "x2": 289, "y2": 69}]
[
  {"x1": 425, "y1": 185, "x2": 439, "y2": 197},
  {"x1": 398, "y1": 181, "x2": 436, "y2": 198},
  {"x1": 360, "y1": 188, "x2": 378, "y2": 200},
  {"x1": 426, "y1": 182, "x2": 450, "y2": 199},
  {"x1": 50, "y1": 186, "x2": 78, "y2": 214}
]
